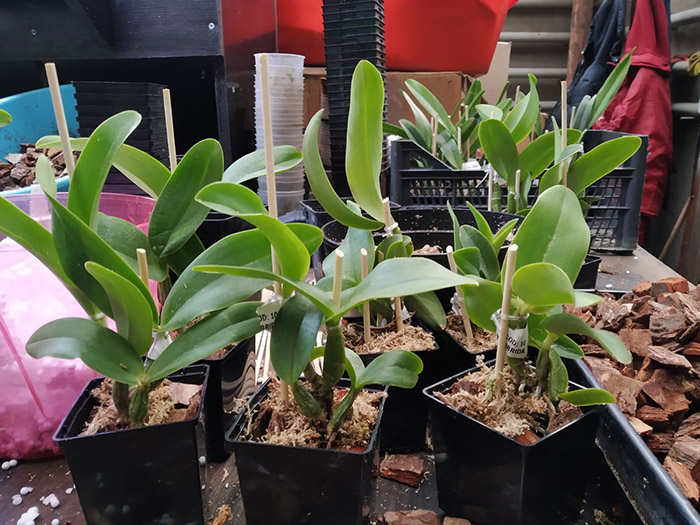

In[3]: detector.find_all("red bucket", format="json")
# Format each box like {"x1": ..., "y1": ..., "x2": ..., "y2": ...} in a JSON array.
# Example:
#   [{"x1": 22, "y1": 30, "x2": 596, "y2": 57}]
[{"x1": 277, "y1": 0, "x2": 517, "y2": 74}]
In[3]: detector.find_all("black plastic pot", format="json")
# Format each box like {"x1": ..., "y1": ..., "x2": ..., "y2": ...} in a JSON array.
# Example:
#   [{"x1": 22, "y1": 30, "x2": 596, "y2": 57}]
[
  {"x1": 424, "y1": 365, "x2": 603, "y2": 525},
  {"x1": 200, "y1": 337, "x2": 256, "y2": 461},
  {"x1": 227, "y1": 378, "x2": 386, "y2": 525},
  {"x1": 574, "y1": 253, "x2": 602, "y2": 290},
  {"x1": 53, "y1": 365, "x2": 209, "y2": 525},
  {"x1": 195, "y1": 211, "x2": 251, "y2": 249},
  {"x1": 432, "y1": 324, "x2": 497, "y2": 378}
]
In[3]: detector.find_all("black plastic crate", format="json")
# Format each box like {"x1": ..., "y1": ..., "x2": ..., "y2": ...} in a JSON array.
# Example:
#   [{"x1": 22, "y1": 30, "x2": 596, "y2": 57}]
[
  {"x1": 72, "y1": 81, "x2": 167, "y2": 95},
  {"x1": 323, "y1": 19, "x2": 385, "y2": 34},
  {"x1": 322, "y1": 1, "x2": 383, "y2": 14},
  {"x1": 76, "y1": 105, "x2": 165, "y2": 119},
  {"x1": 75, "y1": 92, "x2": 165, "y2": 107}
]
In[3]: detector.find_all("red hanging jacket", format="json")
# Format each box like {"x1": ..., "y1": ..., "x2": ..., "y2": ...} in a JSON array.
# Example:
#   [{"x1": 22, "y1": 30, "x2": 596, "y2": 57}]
[{"x1": 593, "y1": 0, "x2": 672, "y2": 219}]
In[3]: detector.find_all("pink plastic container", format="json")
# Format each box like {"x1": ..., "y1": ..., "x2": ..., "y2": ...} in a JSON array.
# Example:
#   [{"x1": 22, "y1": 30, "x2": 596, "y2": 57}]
[{"x1": 0, "y1": 192, "x2": 155, "y2": 459}]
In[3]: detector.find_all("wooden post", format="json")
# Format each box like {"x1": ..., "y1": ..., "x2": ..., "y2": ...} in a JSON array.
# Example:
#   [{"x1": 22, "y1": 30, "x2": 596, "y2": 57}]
[
  {"x1": 567, "y1": 0, "x2": 595, "y2": 83},
  {"x1": 360, "y1": 248, "x2": 371, "y2": 344},
  {"x1": 44, "y1": 63, "x2": 76, "y2": 178},
  {"x1": 162, "y1": 88, "x2": 178, "y2": 171},
  {"x1": 495, "y1": 245, "x2": 518, "y2": 378},
  {"x1": 446, "y1": 246, "x2": 473, "y2": 343}
]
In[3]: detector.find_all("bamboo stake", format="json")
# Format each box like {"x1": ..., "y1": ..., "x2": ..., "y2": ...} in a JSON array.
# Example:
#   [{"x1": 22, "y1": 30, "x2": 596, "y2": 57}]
[
  {"x1": 260, "y1": 53, "x2": 282, "y2": 297},
  {"x1": 487, "y1": 166, "x2": 494, "y2": 212},
  {"x1": 44, "y1": 63, "x2": 75, "y2": 178},
  {"x1": 446, "y1": 246, "x2": 473, "y2": 343},
  {"x1": 570, "y1": 106, "x2": 577, "y2": 129},
  {"x1": 431, "y1": 115, "x2": 438, "y2": 156},
  {"x1": 382, "y1": 198, "x2": 403, "y2": 331},
  {"x1": 162, "y1": 89, "x2": 178, "y2": 171},
  {"x1": 514, "y1": 85, "x2": 521, "y2": 103},
  {"x1": 457, "y1": 127, "x2": 462, "y2": 156},
  {"x1": 514, "y1": 169, "x2": 521, "y2": 212},
  {"x1": 332, "y1": 249, "x2": 344, "y2": 308},
  {"x1": 495, "y1": 245, "x2": 518, "y2": 378},
  {"x1": 136, "y1": 248, "x2": 149, "y2": 287},
  {"x1": 561, "y1": 80, "x2": 569, "y2": 187},
  {"x1": 360, "y1": 248, "x2": 371, "y2": 343},
  {"x1": 466, "y1": 138, "x2": 471, "y2": 160}
]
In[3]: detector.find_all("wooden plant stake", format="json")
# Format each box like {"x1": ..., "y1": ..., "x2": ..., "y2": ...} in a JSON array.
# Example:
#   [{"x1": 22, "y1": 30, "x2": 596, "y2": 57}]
[
  {"x1": 360, "y1": 248, "x2": 372, "y2": 344},
  {"x1": 457, "y1": 127, "x2": 462, "y2": 156},
  {"x1": 44, "y1": 63, "x2": 76, "y2": 178},
  {"x1": 466, "y1": 138, "x2": 471, "y2": 161},
  {"x1": 487, "y1": 165, "x2": 494, "y2": 212},
  {"x1": 570, "y1": 105, "x2": 577, "y2": 129},
  {"x1": 382, "y1": 198, "x2": 403, "y2": 332},
  {"x1": 514, "y1": 169, "x2": 521, "y2": 212},
  {"x1": 136, "y1": 248, "x2": 149, "y2": 287},
  {"x1": 560, "y1": 80, "x2": 569, "y2": 187},
  {"x1": 332, "y1": 249, "x2": 344, "y2": 308},
  {"x1": 446, "y1": 246, "x2": 473, "y2": 343},
  {"x1": 495, "y1": 244, "x2": 518, "y2": 381},
  {"x1": 163, "y1": 88, "x2": 178, "y2": 171},
  {"x1": 431, "y1": 115, "x2": 438, "y2": 156}
]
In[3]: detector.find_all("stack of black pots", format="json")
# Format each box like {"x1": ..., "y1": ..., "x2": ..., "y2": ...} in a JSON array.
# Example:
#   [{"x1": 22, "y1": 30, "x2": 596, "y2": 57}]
[
  {"x1": 73, "y1": 81, "x2": 169, "y2": 194},
  {"x1": 323, "y1": 0, "x2": 388, "y2": 196}
]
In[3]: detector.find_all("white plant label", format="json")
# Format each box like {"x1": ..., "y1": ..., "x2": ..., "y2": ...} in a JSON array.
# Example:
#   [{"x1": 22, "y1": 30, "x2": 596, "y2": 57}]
[
  {"x1": 257, "y1": 299, "x2": 282, "y2": 331},
  {"x1": 505, "y1": 326, "x2": 529, "y2": 359}
]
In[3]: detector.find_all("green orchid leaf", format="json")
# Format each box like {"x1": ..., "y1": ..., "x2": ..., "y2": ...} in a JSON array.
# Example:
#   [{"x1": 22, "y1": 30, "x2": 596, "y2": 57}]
[
  {"x1": 405, "y1": 78, "x2": 457, "y2": 136},
  {"x1": 322, "y1": 225, "x2": 375, "y2": 284},
  {"x1": 475, "y1": 104, "x2": 503, "y2": 121},
  {"x1": 492, "y1": 219, "x2": 519, "y2": 252},
  {"x1": 377, "y1": 234, "x2": 412, "y2": 260},
  {"x1": 589, "y1": 50, "x2": 633, "y2": 127},
  {"x1": 292, "y1": 381, "x2": 322, "y2": 418},
  {"x1": 162, "y1": 224, "x2": 320, "y2": 331},
  {"x1": 383, "y1": 122, "x2": 409, "y2": 138},
  {"x1": 511, "y1": 185, "x2": 589, "y2": 283},
  {"x1": 197, "y1": 181, "x2": 268, "y2": 215},
  {"x1": 36, "y1": 136, "x2": 169, "y2": 198},
  {"x1": 512, "y1": 263, "x2": 575, "y2": 309},
  {"x1": 541, "y1": 313, "x2": 631, "y2": 364},
  {"x1": 459, "y1": 225, "x2": 499, "y2": 281},
  {"x1": 147, "y1": 302, "x2": 262, "y2": 381},
  {"x1": 0, "y1": 108, "x2": 11, "y2": 127},
  {"x1": 479, "y1": 119, "x2": 518, "y2": 183},
  {"x1": 270, "y1": 294, "x2": 324, "y2": 386},
  {"x1": 194, "y1": 265, "x2": 336, "y2": 318},
  {"x1": 548, "y1": 350, "x2": 569, "y2": 401},
  {"x1": 96, "y1": 213, "x2": 167, "y2": 282},
  {"x1": 48, "y1": 194, "x2": 157, "y2": 320},
  {"x1": 505, "y1": 75, "x2": 539, "y2": 144},
  {"x1": 303, "y1": 110, "x2": 383, "y2": 230},
  {"x1": 559, "y1": 388, "x2": 616, "y2": 406},
  {"x1": 347, "y1": 60, "x2": 386, "y2": 222},
  {"x1": 518, "y1": 129, "x2": 582, "y2": 178},
  {"x1": 149, "y1": 139, "x2": 223, "y2": 259},
  {"x1": 399, "y1": 120, "x2": 428, "y2": 149},
  {"x1": 223, "y1": 146, "x2": 302, "y2": 184},
  {"x1": 574, "y1": 95, "x2": 594, "y2": 130},
  {"x1": 466, "y1": 202, "x2": 494, "y2": 245},
  {"x1": 329, "y1": 387, "x2": 358, "y2": 429},
  {"x1": 344, "y1": 348, "x2": 366, "y2": 390},
  {"x1": 402, "y1": 90, "x2": 433, "y2": 146},
  {"x1": 356, "y1": 349, "x2": 424, "y2": 389},
  {"x1": 26, "y1": 318, "x2": 145, "y2": 385},
  {"x1": 85, "y1": 262, "x2": 155, "y2": 354},
  {"x1": 165, "y1": 233, "x2": 206, "y2": 276},
  {"x1": 67, "y1": 111, "x2": 141, "y2": 227},
  {"x1": 567, "y1": 136, "x2": 642, "y2": 194},
  {"x1": 35, "y1": 155, "x2": 57, "y2": 198},
  {"x1": 453, "y1": 247, "x2": 482, "y2": 276},
  {"x1": 462, "y1": 276, "x2": 502, "y2": 331},
  {"x1": 551, "y1": 335, "x2": 585, "y2": 359},
  {"x1": 447, "y1": 202, "x2": 462, "y2": 250},
  {"x1": 574, "y1": 291, "x2": 604, "y2": 308},
  {"x1": 404, "y1": 291, "x2": 446, "y2": 330}
]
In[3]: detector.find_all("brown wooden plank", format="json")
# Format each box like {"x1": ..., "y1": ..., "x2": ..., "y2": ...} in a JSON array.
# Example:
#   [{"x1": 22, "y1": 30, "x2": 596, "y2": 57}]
[{"x1": 567, "y1": 0, "x2": 595, "y2": 83}]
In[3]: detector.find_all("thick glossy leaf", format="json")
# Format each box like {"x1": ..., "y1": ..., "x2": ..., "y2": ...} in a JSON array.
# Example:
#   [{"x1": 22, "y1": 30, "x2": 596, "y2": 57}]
[
  {"x1": 383, "y1": 122, "x2": 409, "y2": 138},
  {"x1": 511, "y1": 185, "x2": 589, "y2": 282},
  {"x1": 96, "y1": 213, "x2": 167, "y2": 281},
  {"x1": 476, "y1": 104, "x2": 503, "y2": 121},
  {"x1": 574, "y1": 291, "x2": 603, "y2": 308},
  {"x1": 303, "y1": 110, "x2": 382, "y2": 230},
  {"x1": 509, "y1": 75, "x2": 539, "y2": 144},
  {"x1": 492, "y1": 219, "x2": 519, "y2": 252},
  {"x1": 48, "y1": 195, "x2": 158, "y2": 320},
  {"x1": 344, "y1": 348, "x2": 366, "y2": 389},
  {"x1": 459, "y1": 225, "x2": 499, "y2": 281},
  {"x1": 292, "y1": 381, "x2": 322, "y2": 418},
  {"x1": 26, "y1": 318, "x2": 145, "y2": 385},
  {"x1": 479, "y1": 119, "x2": 518, "y2": 182},
  {"x1": 466, "y1": 202, "x2": 493, "y2": 244},
  {"x1": 165, "y1": 233, "x2": 205, "y2": 276},
  {"x1": 196, "y1": 182, "x2": 313, "y2": 282},
  {"x1": 377, "y1": 234, "x2": 412, "y2": 260},
  {"x1": 347, "y1": 61, "x2": 385, "y2": 222},
  {"x1": 447, "y1": 202, "x2": 462, "y2": 250},
  {"x1": 35, "y1": 155, "x2": 57, "y2": 198},
  {"x1": 67, "y1": 111, "x2": 141, "y2": 227},
  {"x1": 462, "y1": 276, "x2": 502, "y2": 331},
  {"x1": 405, "y1": 79, "x2": 457, "y2": 135},
  {"x1": 356, "y1": 349, "x2": 423, "y2": 389},
  {"x1": 223, "y1": 146, "x2": 302, "y2": 183},
  {"x1": 161, "y1": 224, "x2": 320, "y2": 330},
  {"x1": 548, "y1": 350, "x2": 569, "y2": 401},
  {"x1": 271, "y1": 294, "x2": 324, "y2": 385},
  {"x1": 0, "y1": 108, "x2": 11, "y2": 127},
  {"x1": 402, "y1": 90, "x2": 432, "y2": 146},
  {"x1": 37, "y1": 136, "x2": 169, "y2": 198},
  {"x1": 85, "y1": 262, "x2": 154, "y2": 354},
  {"x1": 573, "y1": 96, "x2": 594, "y2": 130},
  {"x1": 590, "y1": 50, "x2": 633, "y2": 126},
  {"x1": 400, "y1": 120, "x2": 428, "y2": 149},
  {"x1": 541, "y1": 313, "x2": 631, "y2": 364},
  {"x1": 322, "y1": 225, "x2": 375, "y2": 284},
  {"x1": 147, "y1": 302, "x2": 262, "y2": 381},
  {"x1": 453, "y1": 247, "x2": 481, "y2": 276},
  {"x1": 551, "y1": 335, "x2": 585, "y2": 359},
  {"x1": 149, "y1": 139, "x2": 223, "y2": 259},
  {"x1": 437, "y1": 133, "x2": 463, "y2": 169},
  {"x1": 567, "y1": 136, "x2": 642, "y2": 195},
  {"x1": 512, "y1": 263, "x2": 575, "y2": 309},
  {"x1": 559, "y1": 388, "x2": 616, "y2": 406},
  {"x1": 404, "y1": 291, "x2": 446, "y2": 330},
  {"x1": 518, "y1": 129, "x2": 582, "y2": 178}
]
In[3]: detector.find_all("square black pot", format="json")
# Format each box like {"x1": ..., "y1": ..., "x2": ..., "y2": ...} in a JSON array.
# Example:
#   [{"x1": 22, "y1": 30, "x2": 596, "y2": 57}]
[
  {"x1": 424, "y1": 366, "x2": 603, "y2": 524},
  {"x1": 227, "y1": 378, "x2": 385, "y2": 525},
  {"x1": 53, "y1": 364, "x2": 209, "y2": 525}
]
